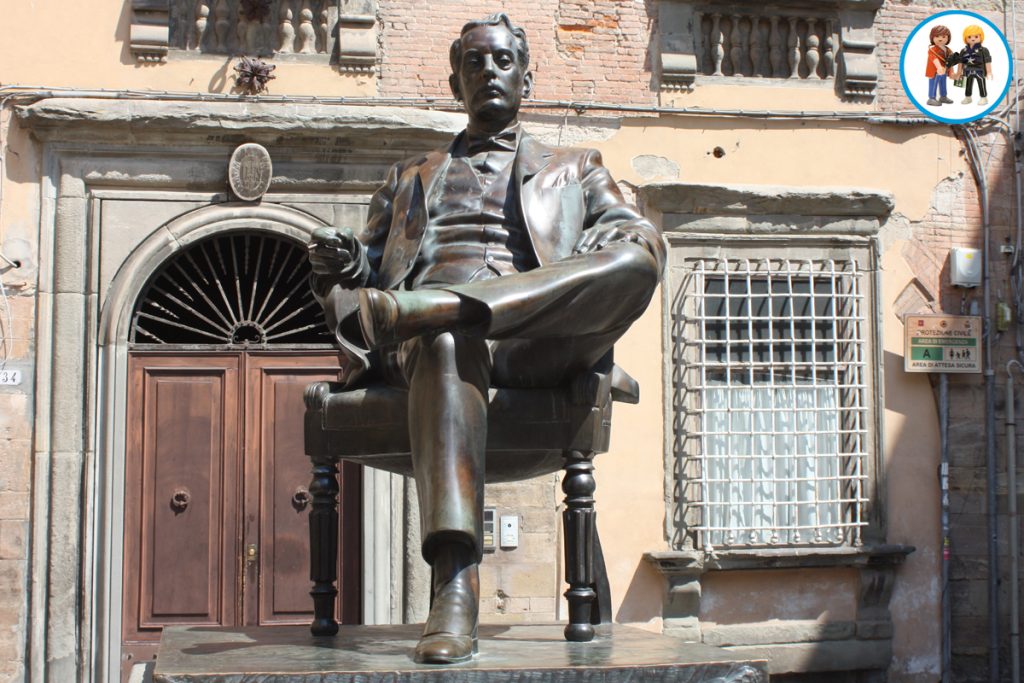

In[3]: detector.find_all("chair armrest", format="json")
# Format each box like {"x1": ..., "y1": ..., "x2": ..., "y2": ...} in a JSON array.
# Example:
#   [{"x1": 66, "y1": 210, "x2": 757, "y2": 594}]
[{"x1": 610, "y1": 365, "x2": 640, "y2": 404}]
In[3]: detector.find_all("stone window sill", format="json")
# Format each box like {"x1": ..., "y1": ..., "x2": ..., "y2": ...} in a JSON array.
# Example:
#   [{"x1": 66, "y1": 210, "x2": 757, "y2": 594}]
[{"x1": 644, "y1": 544, "x2": 914, "y2": 575}]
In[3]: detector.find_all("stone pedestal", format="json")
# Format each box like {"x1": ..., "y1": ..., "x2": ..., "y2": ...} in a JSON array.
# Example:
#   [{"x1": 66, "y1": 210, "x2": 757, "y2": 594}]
[{"x1": 154, "y1": 623, "x2": 767, "y2": 682}]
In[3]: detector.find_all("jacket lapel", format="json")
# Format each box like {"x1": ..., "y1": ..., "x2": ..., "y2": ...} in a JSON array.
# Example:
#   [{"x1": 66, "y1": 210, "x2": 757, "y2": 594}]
[{"x1": 515, "y1": 134, "x2": 554, "y2": 265}]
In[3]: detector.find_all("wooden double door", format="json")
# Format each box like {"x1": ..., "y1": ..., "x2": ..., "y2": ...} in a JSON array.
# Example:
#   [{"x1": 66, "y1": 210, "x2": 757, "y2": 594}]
[{"x1": 121, "y1": 351, "x2": 361, "y2": 678}]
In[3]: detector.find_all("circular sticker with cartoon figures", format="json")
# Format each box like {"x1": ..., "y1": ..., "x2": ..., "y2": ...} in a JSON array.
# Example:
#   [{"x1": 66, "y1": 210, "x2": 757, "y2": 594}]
[{"x1": 900, "y1": 10, "x2": 1013, "y2": 124}]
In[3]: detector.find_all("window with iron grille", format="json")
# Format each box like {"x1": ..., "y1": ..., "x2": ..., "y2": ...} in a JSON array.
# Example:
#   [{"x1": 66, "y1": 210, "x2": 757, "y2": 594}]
[{"x1": 671, "y1": 255, "x2": 873, "y2": 551}]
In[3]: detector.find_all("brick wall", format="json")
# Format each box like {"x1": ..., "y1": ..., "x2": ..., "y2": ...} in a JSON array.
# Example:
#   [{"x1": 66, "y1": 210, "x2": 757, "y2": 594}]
[
  {"x1": 377, "y1": 0, "x2": 658, "y2": 105},
  {"x1": 874, "y1": 2, "x2": 1023, "y2": 680}
]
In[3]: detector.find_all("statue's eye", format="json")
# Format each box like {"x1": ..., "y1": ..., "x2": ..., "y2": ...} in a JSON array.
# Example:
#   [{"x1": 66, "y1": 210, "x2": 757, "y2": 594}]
[{"x1": 495, "y1": 52, "x2": 513, "y2": 68}]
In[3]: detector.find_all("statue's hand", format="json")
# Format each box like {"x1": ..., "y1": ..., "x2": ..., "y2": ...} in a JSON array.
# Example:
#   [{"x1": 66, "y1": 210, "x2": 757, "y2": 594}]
[
  {"x1": 573, "y1": 225, "x2": 638, "y2": 255},
  {"x1": 308, "y1": 227, "x2": 360, "y2": 276}
]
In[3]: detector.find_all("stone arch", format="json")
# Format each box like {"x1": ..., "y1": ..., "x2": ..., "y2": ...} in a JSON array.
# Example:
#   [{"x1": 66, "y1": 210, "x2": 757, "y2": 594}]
[{"x1": 100, "y1": 202, "x2": 330, "y2": 348}]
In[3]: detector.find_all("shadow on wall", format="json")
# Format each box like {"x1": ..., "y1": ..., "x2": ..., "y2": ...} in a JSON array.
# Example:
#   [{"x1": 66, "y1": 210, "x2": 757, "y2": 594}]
[
  {"x1": 615, "y1": 558, "x2": 666, "y2": 624},
  {"x1": 117, "y1": 0, "x2": 134, "y2": 66}
]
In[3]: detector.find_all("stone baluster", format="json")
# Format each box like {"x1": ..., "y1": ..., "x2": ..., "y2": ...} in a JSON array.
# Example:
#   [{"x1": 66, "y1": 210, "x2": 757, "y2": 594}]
[
  {"x1": 298, "y1": 0, "x2": 316, "y2": 53},
  {"x1": 787, "y1": 16, "x2": 800, "y2": 79},
  {"x1": 696, "y1": 12, "x2": 708, "y2": 74},
  {"x1": 235, "y1": 1, "x2": 249, "y2": 53},
  {"x1": 194, "y1": 0, "x2": 210, "y2": 49},
  {"x1": 769, "y1": 15, "x2": 784, "y2": 78},
  {"x1": 317, "y1": 0, "x2": 330, "y2": 54},
  {"x1": 729, "y1": 15, "x2": 743, "y2": 76},
  {"x1": 711, "y1": 14, "x2": 724, "y2": 76},
  {"x1": 260, "y1": 13, "x2": 273, "y2": 54},
  {"x1": 805, "y1": 18, "x2": 821, "y2": 79},
  {"x1": 278, "y1": 1, "x2": 295, "y2": 52},
  {"x1": 823, "y1": 19, "x2": 835, "y2": 78},
  {"x1": 213, "y1": 0, "x2": 230, "y2": 51},
  {"x1": 749, "y1": 17, "x2": 763, "y2": 77},
  {"x1": 246, "y1": 9, "x2": 262, "y2": 53},
  {"x1": 739, "y1": 16, "x2": 752, "y2": 76}
]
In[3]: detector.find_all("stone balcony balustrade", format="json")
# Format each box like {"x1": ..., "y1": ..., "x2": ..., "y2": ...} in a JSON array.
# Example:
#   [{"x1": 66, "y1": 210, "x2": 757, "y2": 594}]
[
  {"x1": 130, "y1": 0, "x2": 377, "y2": 71},
  {"x1": 657, "y1": 0, "x2": 883, "y2": 100}
]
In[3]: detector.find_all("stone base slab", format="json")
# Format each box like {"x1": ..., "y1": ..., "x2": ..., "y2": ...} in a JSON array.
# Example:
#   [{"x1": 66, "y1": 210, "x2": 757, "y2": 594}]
[{"x1": 153, "y1": 623, "x2": 768, "y2": 682}]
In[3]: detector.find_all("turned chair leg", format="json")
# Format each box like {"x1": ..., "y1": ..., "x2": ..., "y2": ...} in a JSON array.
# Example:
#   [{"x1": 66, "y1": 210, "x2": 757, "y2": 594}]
[
  {"x1": 309, "y1": 460, "x2": 340, "y2": 636},
  {"x1": 562, "y1": 448, "x2": 597, "y2": 642}
]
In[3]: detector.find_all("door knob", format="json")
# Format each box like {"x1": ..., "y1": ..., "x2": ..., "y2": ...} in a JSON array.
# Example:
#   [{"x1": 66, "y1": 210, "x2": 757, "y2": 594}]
[
  {"x1": 170, "y1": 489, "x2": 191, "y2": 513},
  {"x1": 292, "y1": 487, "x2": 311, "y2": 510}
]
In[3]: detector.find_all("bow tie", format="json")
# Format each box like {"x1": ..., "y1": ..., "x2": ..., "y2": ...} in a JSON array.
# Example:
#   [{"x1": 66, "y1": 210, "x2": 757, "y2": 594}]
[{"x1": 465, "y1": 130, "x2": 518, "y2": 156}]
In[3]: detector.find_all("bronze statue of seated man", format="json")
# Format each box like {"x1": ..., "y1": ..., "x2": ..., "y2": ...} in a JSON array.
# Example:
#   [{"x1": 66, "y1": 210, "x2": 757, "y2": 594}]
[{"x1": 307, "y1": 13, "x2": 665, "y2": 665}]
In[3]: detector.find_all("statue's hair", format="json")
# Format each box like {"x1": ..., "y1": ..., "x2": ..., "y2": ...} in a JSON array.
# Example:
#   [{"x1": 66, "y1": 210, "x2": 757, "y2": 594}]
[
  {"x1": 449, "y1": 13, "x2": 530, "y2": 75},
  {"x1": 962, "y1": 24, "x2": 985, "y2": 43}
]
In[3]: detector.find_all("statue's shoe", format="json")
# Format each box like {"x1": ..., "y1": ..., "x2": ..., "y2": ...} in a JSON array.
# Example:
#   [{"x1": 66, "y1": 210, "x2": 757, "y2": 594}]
[
  {"x1": 414, "y1": 544, "x2": 480, "y2": 665},
  {"x1": 357, "y1": 288, "x2": 400, "y2": 348},
  {"x1": 357, "y1": 288, "x2": 462, "y2": 349},
  {"x1": 414, "y1": 631, "x2": 478, "y2": 664}
]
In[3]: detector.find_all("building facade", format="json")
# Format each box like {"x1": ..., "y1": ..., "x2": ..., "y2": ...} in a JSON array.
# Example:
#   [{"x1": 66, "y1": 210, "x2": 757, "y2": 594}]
[{"x1": 0, "y1": 0, "x2": 1021, "y2": 681}]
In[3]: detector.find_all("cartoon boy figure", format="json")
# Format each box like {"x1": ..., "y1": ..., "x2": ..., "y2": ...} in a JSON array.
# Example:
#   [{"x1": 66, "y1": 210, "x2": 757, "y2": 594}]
[
  {"x1": 949, "y1": 24, "x2": 993, "y2": 105},
  {"x1": 925, "y1": 25, "x2": 954, "y2": 106}
]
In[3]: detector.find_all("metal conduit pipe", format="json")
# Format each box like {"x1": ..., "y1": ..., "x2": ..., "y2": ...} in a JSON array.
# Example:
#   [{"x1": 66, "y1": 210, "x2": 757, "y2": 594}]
[
  {"x1": 0, "y1": 85, "x2": 943, "y2": 124},
  {"x1": 940, "y1": 373, "x2": 952, "y2": 683},
  {"x1": 1007, "y1": 361, "x2": 1022, "y2": 683},
  {"x1": 956, "y1": 123, "x2": 1000, "y2": 683}
]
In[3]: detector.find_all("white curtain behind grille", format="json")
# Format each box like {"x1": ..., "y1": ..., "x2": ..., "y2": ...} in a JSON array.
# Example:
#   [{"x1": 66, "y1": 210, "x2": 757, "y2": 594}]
[{"x1": 703, "y1": 380, "x2": 842, "y2": 547}]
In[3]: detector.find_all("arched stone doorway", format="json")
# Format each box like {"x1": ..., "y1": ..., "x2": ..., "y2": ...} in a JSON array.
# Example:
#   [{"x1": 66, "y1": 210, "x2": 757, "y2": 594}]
[{"x1": 100, "y1": 209, "x2": 363, "y2": 682}]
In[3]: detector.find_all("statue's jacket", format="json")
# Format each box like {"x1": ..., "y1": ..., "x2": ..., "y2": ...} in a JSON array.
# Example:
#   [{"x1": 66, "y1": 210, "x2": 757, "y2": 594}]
[{"x1": 311, "y1": 130, "x2": 666, "y2": 377}]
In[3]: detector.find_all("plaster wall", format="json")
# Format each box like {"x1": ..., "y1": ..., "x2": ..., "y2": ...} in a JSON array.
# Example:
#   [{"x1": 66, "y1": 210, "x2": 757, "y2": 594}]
[
  {"x1": 575, "y1": 119, "x2": 954, "y2": 680},
  {"x1": 880, "y1": 245, "x2": 944, "y2": 682},
  {"x1": 0, "y1": 1, "x2": 374, "y2": 96}
]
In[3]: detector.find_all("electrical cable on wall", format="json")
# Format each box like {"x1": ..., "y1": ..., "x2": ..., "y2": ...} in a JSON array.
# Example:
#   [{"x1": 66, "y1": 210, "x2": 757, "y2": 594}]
[{"x1": 0, "y1": 264, "x2": 14, "y2": 373}]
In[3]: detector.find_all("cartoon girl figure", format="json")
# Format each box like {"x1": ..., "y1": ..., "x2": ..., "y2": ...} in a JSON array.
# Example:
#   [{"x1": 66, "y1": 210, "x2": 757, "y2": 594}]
[
  {"x1": 949, "y1": 24, "x2": 993, "y2": 105},
  {"x1": 925, "y1": 25, "x2": 953, "y2": 106}
]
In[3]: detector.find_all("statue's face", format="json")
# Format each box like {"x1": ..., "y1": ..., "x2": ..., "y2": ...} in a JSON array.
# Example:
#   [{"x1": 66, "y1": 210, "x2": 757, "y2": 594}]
[{"x1": 451, "y1": 24, "x2": 533, "y2": 129}]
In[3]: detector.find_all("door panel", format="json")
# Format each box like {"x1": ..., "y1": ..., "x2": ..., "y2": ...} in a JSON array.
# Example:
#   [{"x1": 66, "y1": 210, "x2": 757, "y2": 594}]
[
  {"x1": 124, "y1": 355, "x2": 241, "y2": 644},
  {"x1": 123, "y1": 351, "x2": 360, "y2": 679},
  {"x1": 246, "y1": 353, "x2": 361, "y2": 626}
]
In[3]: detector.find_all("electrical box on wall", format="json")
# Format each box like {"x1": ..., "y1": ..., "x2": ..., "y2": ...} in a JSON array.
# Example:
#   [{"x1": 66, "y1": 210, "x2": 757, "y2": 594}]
[
  {"x1": 499, "y1": 515, "x2": 519, "y2": 549},
  {"x1": 483, "y1": 508, "x2": 496, "y2": 552},
  {"x1": 950, "y1": 248, "x2": 982, "y2": 288}
]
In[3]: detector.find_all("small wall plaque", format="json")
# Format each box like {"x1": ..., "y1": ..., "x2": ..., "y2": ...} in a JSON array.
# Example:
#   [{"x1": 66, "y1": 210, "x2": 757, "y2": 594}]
[{"x1": 228, "y1": 143, "x2": 273, "y2": 202}]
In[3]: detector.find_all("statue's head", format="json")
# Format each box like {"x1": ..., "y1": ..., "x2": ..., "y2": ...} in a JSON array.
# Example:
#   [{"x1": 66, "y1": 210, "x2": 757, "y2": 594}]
[{"x1": 449, "y1": 14, "x2": 534, "y2": 130}]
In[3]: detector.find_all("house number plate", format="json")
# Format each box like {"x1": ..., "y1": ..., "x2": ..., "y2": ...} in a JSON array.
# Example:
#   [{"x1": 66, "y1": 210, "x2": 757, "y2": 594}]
[{"x1": 0, "y1": 370, "x2": 22, "y2": 386}]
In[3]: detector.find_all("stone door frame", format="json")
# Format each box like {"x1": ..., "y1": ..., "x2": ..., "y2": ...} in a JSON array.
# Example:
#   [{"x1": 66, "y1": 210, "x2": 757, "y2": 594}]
[{"x1": 26, "y1": 149, "x2": 405, "y2": 683}]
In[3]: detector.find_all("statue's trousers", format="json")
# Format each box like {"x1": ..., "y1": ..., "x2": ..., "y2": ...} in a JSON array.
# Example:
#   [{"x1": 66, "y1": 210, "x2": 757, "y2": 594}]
[{"x1": 392, "y1": 243, "x2": 661, "y2": 561}]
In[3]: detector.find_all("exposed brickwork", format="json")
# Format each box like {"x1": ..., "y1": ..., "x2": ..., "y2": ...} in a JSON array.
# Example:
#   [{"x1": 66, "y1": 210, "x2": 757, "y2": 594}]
[
  {"x1": 871, "y1": 1, "x2": 1024, "y2": 678},
  {"x1": 377, "y1": 0, "x2": 658, "y2": 105}
]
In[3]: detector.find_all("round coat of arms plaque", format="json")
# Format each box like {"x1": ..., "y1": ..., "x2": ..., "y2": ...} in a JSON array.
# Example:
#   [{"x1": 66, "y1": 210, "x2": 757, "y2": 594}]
[{"x1": 229, "y1": 143, "x2": 273, "y2": 201}]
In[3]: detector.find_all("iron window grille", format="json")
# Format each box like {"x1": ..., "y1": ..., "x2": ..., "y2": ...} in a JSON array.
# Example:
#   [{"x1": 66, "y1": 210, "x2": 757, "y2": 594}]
[{"x1": 672, "y1": 256, "x2": 870, "y2": 551}]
